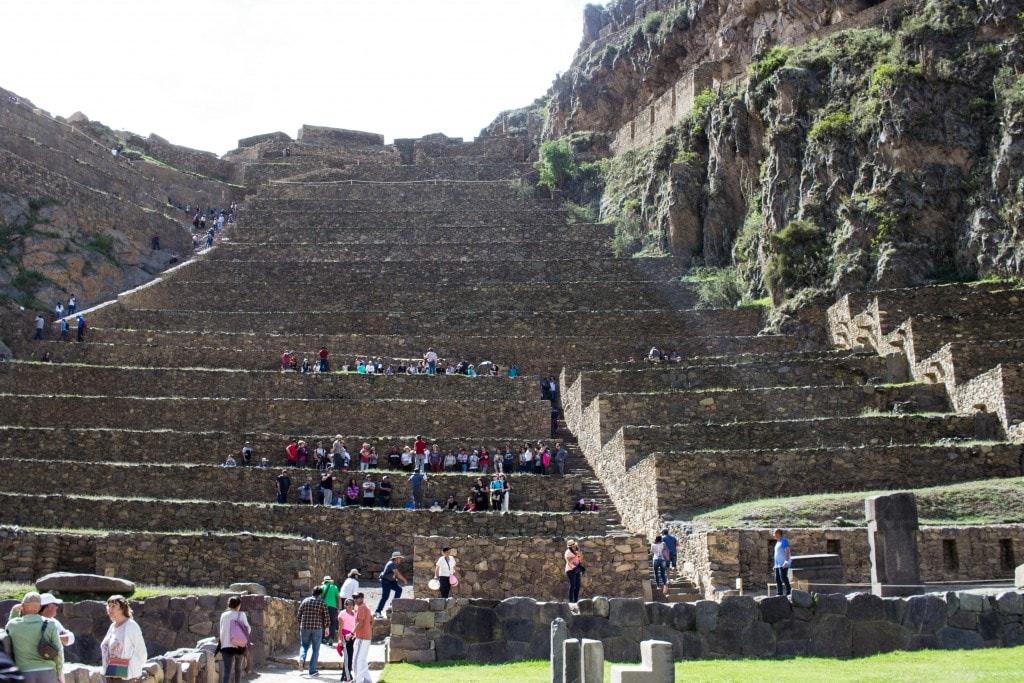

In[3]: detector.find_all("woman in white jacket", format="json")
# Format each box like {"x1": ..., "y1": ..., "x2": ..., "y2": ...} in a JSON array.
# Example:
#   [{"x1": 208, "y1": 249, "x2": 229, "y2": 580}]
[
  {"x1": 101, "y1": 596, "x2": 148, "y2": 683},
  {"x1": 218, "y1": 596, "x2": 251, "y2": 683}
]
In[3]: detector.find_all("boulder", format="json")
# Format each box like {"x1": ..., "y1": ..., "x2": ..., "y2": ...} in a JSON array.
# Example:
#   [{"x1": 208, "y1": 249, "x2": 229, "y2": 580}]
[
  {"x1": 846, "y1": 592, "x2": 884, "y2": 621},
  {"x1": 227, "y1": 583, "x2": 267, "y2": 596},
  {"x1": 37, "y1": 572, "x2": 135, "y2": 596},
  {"x1": 937, "y1": 626, "x2": 984, "y2": 650},
  {"x1": 758, "y1": 595, "x2": 793, "y2": 624},
  {"x1": 902, "y1": 594, "x2": 946, "y2": 634}
]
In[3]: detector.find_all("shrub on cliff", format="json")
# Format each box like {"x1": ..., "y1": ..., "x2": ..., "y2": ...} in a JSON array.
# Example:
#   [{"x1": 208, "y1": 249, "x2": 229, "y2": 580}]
[{"x1": 764, "y1": 219, "x2": 830, "y2": 304}]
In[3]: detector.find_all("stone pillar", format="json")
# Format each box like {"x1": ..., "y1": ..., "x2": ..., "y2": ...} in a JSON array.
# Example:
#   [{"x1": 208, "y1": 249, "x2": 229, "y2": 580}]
[
  {"x1": 581, "y1": 639, "x2": 604, "y2": 683},
  {"x1": 866, "y1": 492, "x2": 923, "y2": 597},
  {"x1": 551, "y1": 618, "x2": 567, "y2": 683},
  {"x1": 563, "y1": 639, "x2": 581, "y2": 683}
]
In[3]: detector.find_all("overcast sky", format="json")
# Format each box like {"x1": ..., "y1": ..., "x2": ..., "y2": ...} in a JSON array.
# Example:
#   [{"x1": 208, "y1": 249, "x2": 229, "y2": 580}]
[{"x1": 5, "y1": 0, "x2": 596, "y2": 155}]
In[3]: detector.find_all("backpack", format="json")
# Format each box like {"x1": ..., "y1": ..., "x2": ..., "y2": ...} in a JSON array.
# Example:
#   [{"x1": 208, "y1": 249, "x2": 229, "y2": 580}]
[
  {"x1": 0, "y1": 626, "x2": 12, "y2": 658},
  {"x1": 229, "y1": 616, "x2": 250, "y2": 648}
]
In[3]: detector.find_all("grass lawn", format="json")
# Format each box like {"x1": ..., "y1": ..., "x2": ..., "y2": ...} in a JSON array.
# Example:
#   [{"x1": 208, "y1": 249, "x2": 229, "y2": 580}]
[
  {"x1": 692, "y1": 476, "x2": 1024, "y2": 528},
  {"x1": 381, "y1": 646, "x2": 1024, "y2": 682}
]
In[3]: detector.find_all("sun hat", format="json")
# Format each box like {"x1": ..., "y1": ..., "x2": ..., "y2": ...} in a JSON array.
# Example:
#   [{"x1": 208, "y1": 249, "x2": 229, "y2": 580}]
[
  {"x1": 323, "y1": 575, "x2": 333, "y2": 582},
  {"x1": 348, "y1": 569, "x2": 361, "y2": 577},
  {"x1": 391, "y1": 551, "x2": 403, "y2": 559},
  {"x1": 427, "y1": 578, "x2": 441, "y2": 591},
  {"x1": 39, "y1": 593, "x2": 62, "y2": 606}
]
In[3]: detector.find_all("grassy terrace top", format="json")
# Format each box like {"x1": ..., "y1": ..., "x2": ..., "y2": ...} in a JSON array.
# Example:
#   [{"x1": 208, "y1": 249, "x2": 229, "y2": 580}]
[{"x1": 692, "y1": 477, "x2": 1024, "y2": 528}]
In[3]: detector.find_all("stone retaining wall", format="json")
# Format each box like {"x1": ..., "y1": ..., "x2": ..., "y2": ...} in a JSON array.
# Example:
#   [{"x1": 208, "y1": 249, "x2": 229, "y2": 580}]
[
  {"x1": 678, "y1": 525, "x2": 1024, "y2": 597},
  {"x1": 0, "y1": 458, "x2": 581, "y2": 512},
  {"x1": 410, "y1": 534, "x2": 648, "y2": 601},
  {"x1": 0, "y1": 526, "x2": 337, "y2": 599},
  {"x1": 0, "y1": 499, "x2": 605, "y2": 575},
  {"x1": 387, "y1": 590, "x2": 1024, "y2": 663},
  {"x1": 0, "y1": 395, "x2": 549, "y2": 439},
  {"x1": 0, "y1": 592, "x2": 293, "y2": 665}
]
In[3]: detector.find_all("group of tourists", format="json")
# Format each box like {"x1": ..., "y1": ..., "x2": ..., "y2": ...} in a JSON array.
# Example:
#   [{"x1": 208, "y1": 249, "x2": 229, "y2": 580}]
[{"x1": 277, "y1": 347, "x2": 519, "y2": 378}]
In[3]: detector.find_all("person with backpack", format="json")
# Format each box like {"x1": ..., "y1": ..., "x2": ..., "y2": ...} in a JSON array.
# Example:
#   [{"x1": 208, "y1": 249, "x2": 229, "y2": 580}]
[
  {"x1": 319, "y1": 577, "x2": 341, "y2": 646},
  {"x1": 5, "y1": 591, "x2": 62, "y2": 683},
  {"x1": 218, "y1": 596, "x2": 250, "y2": 683}
]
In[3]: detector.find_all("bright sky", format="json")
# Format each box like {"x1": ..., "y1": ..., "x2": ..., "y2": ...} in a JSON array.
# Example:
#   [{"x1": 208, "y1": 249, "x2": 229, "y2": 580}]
[{"x1": 5, "y1": 0, "x2": 597, "y2": 156}]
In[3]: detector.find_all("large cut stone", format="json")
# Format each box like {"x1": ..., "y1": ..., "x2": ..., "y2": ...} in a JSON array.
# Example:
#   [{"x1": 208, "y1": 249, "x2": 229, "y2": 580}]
[
  {"x1": 495, "y1": 596, "x2": 538, "y2": 621},
  {"x1": 937, "y1": 627, "x2": 983, "y2": 650},
  {"x1": 434, "y1": 634, "x2": 468, "y2": 661},
  {"x1": 740, "y1": 621, "x2": 776, "y2": 657},
  {"x1": 694, "y1": 600, "x2": 718, "y2": 633},
  {"x1": 718, "y1": 595, "x2": 757, "y2": 624},
  {"x1": 608, "y1": 598, "x2": 646, "y2": 627},
  {"x1": 37, "y1": 572, "x2": 135, "y2": 596},
  {"x1": 758, "y1": 595, "x2": 793, "y2": 624},
  {"x1": 446, "y1": 606, "x2": 499, "y2": 643},
  {"x1": 846, "y1": 592, "x2": 884, "y2": 621},
  {"x1": 851, "y1": 621, "x2": 910, "y2": 656},
  {"x1": 466, "y1": 640, "x2": 508, "y2": 663},
  {"x1": 809, "y1": 613, "x2": 852, "y2": 657},
  {"x1": 903, "y1": 594, "x2": 946, "y2": 634}
]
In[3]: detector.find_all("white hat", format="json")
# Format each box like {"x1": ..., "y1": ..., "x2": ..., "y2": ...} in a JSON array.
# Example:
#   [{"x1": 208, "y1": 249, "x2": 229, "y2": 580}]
[{"x1": 39, "y1": 593, "x2": 62, "y2": 606}]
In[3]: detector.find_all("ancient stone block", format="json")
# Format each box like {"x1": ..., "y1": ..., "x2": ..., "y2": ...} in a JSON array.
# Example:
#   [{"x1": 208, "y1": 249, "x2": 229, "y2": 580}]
[
  {"x1": 434, "y1": 634, "x2": 468, "y2": 661},
  {"x1": 758, "y1": 595, "x2": 792, "y2": 624},
  {"x1": 564, "y1": 638, "x2": 581, "y2": 683},
  {"x1": 902, "y1": 595, "x2": 946, "y2": 634},
  {"x1": 644, "y1": 603, "x2": 671, "y2": 626},
  {"x1": 669, "y1": 603, "x2": 695, "y2": 632},
  {"x1": 496, "y1": 596, "x2": 538, "y2": 621},
  {"x1": 466, "y1": 640, "x2": 508, "y2": 663},
  {"x1": 994, "y1": 591, "x2": 1023, "y2": 615},
  {"x1": 569, "y1": 615, "x2": 621, "y2": 640},
  {"x1": 446, "y1": 606, "x2": 498, "y2": 643},
  {"x1": 846, "y1": 593, "x2": 884, "y2": 621},
  {"x1": 740, "y1": 621, "x2": 775, "y2": 657},
  {"x1": 809, "y1": 613, "x2": 852, "y2": 657},
  {"x1": 851, "y1": 621, "x2": 910, "y2": 656},
  {"x1": 947, "y1": 609, "x2": 978, "y2": 630},
  {"x1": 581, "y1": 639, "x2": 604, "y2": 682},
  {"x1": 610, "y1": 639, "x2": 673, "y2": 683},
  {"x1": 866, "y1": 493, "x2": 923, "y2": 597},
  {"x1": 608, "y1": 599, "x2": 646, "y2": 628},
  {"x1": 816, "y1": 593, "x2": 848, "y2": 615},
  {"x1": 937, "y1": 627, "x2": 983, "y2": 650},
  {"x1": 718, "y1": 595, "x2": 757, "y2": 624},
  {"x1": 37, "y1": 572, "x2": 135, "y2": 595},
  {"x1": 693, "y1": 601, "x2": 718, "y2": 634}
]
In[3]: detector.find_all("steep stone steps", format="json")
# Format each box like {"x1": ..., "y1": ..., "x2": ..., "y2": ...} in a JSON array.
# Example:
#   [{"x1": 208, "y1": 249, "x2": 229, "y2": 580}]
[
  {"x1": 0, "y1": 457, "x2": 582, "y2": 511},
  {"x1": 259, "y1": 161, "x2": 535, "y2": 183},
  {"x1": 0, "y1": 394, "x2": 549, "y2": 439},
  {"x1": 580, "y1": 383, "x2": 951, "y2": 449},
  {"x1": 0, "y1": 362, "x2": 537, "y2": 401},
  {"x1": 647, "y1": 443, "x2": 1023, "y2": 517},
  {"x1": 119, "y1": 279, "x2": 704, "y2": 313},
  {"x1": 249, "y1": 184, "x2": 533, "y2": 202},
  {"x1": 238, "y1": 208, "x2": 573, "y2": 229},
  {"x1": 616, "y1": 413, "x2": 988, "y2": 456},
  {"x1": 245, "y1": 198, "x2": 560, "y2": 213},
  {"x1": 0, "y1": 426, "x2": 567, "y2": 466},
  {"x1": 885, "y1": 312, "x2": 1024, "y2": 366}
]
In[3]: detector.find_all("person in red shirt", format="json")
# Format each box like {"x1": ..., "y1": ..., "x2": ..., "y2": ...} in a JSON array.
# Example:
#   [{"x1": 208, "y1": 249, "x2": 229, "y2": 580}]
[
  {"x1": 318, "y1": 347, "x2": 330, "y2": 373},
  {"x1": 285, "y1": 439, "x2": 299, "y2": 467}
]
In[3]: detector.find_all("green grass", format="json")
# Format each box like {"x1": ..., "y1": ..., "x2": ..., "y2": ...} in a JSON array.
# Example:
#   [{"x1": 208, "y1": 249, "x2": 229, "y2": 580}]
[
  {"x1": 0, "y1": 581, "x2": 224, "y2": 601},
  {"x1": 692, "y1": 477, "x2": 1024, "y2": 528},
  {"x1": 382, "y1": 647, "x2": 1024, "y2": 682}
]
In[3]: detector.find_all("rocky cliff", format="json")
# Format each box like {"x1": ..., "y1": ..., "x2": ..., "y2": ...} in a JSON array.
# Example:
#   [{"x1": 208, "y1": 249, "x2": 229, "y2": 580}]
[
  {"x1": 0, "y1": 86, "x2": 240, "y2": 330},
  {"x1": 529, "y1": 0, "x2": 1024, "y2": 306}
]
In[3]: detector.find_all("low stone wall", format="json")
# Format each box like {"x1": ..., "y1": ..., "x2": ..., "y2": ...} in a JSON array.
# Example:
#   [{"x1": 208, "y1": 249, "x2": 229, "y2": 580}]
[
  {"x1": 0, "y1": 526, "x2": 337, "y2": 599},
  {"x1": 679, "y1": 525, "x2": 1024, "y2": 597},
  {"x1": 411, "y1": 534, "x2": 648, "y2": 601},
  {"x1": 0, "y1": 499, "x2": 606, "y2": 576},
  {"x1": 651, "y1": 444, "x2": 1022, "y2": 518},
  {"x1": 0, "y1": 459, "x2": 581, "y2": 512},
  {"x1": 389, "y1": 590, "x2": 1024, "y2": 663},
  {"x1": 0, "y1": 395, "x2": 549, "y2": 440},
  {"x1": 0, "y1": 593, "x2": 293, "y2": 665}
]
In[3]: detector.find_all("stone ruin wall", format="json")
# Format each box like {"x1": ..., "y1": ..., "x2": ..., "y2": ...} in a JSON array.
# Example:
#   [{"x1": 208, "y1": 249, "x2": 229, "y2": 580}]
[
  {"x1": 0, "y1": 527, "x2": 339, "y2": 600},
  {"x1": 411, "y1": 534, "x2": 649, "y2": 601},
  {"x1": 0, "y1": 592, "x2": 295, "y2": 665},
  {"x1": 0, "y1": 458, "x2": 582, "y2": 512},
  {"x1": 675, "y1": 525, "x2": 1024, "y2": 597},
  {"x1": 387, "y1": 590, "x2": 1024, "y2": 664},
  {"x1": 0, "y1": 507, "x2": 607, "y2": 591}
]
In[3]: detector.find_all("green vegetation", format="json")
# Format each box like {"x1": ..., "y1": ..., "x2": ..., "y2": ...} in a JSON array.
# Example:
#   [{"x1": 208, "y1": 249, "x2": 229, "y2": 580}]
[
  {"x1": 687, "y1": 88, "x2": 717, "y2": 136},
  {"x1": 764, "y1": 219, "x2": 830, "y2": 304},
  {"x1": 749, "y1": 45, "x2": 792, "y2": 82},
  {"x1": 383, "y1": 648, "x2": 1024, "y2": 682},
  {"x1": 534, "y1": 139, "x2": 578, "y2": 192},
  {"x1": 85, "y1": 233, "x2": 119, "y2": 265},
  {"x1": 693, "y1": 477, "x2": 1024, "y2": 528},
  {"x1": 808, "y1": 111, "x2": 854, "y2": 141},
  {"x1": 683, "y1": 266, "x2": 746, "y2": 309}
]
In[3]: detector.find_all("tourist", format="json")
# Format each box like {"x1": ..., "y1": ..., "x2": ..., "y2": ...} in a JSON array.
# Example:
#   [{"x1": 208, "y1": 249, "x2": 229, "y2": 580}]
[
  {"x1": 554, "y1": 442, "x2": 567, "y2": 476},
  {"x1": 444, "y1": 450, "x2": 457, "y2": 472},
  {"x1": 58, "y1": 318, "x2": 68, "y2": 342},
  {"x1": 314, "y1": 441, "x2": 328, "y2": 470},
  {"x1": 377, "y1": 475, "x2": 392, "y2": 508},
  {"x1": 320, "y1": 576, "x2": 340, "y2": 646},
  {"x1": 38, "y1": 593, "x2": 74, "y2": 646},
  {"x1": 472, "y1": 477, "x2": 488, "y2": 511},
  {"x1": 222, "y1": 454, "x2": 237, "y2": 468},
  {"x1": 297, "y1": 481, "x2": 313, "y2": 506},
  {"x1": 318, "y1": 347, "x2": 330, "y2": 373},
  {"x1": 351, "y1": 594, "x2": 373, "y2": 683},
  {"x1": 573, "y1": 498, "x2": 587, "y2": 513},
  {"x1": 257, "y1": 457, "x2": 270, "y2": 469},
  {"x1": 241, "y1": 442, "x2": 253, "y2": 467},
  {"x1": 337, "y1": 598, "x2": 356, "y2": 682},
  {"x1": 651, "y1": 535, "x2": 669, "y2": 595},
  {"x1": 101, "y1": 595, "x2": 147, "y2": 683},
  {"x1": 444, "y1": 494, "x2": 458, "y2": 511},
  {"x1": 433, "y1": 546, "x2": 458, "y2": 599},
  {"x1": 478, "y1": 447, "x2": 489, "y2": 474},
  {"x1": 6, "y1": 591, "x2": 62, "y2": 683},
  {"x1": 218, "y1": 596, "x2": 250, "y2": 683},
  {"x1": 400, "y1": 446, "x2": 413, "y2": 471},
  {"x1": 296, "y1": 587, "x2": 329, "y2": 676},
  {"x1": 360, "y1": 474, "x2": 376, "y2": 507},
  {"x1": 374, "y1": 551, "x2": 408, "y2": 618},
  {"x1": 489, "y1": 474, "x2": 503, "y2": 511},
  {"x1": 429, "y1": 499, "x2": 443, "y2": 512},
  {"x1": 67, "y1": 295, "x2": 76, "y2": 315},
  {"x1": 468, "y1": 450, "x2": 479, "y2": 472},
  {"x1": 344, "y1": 478, "x2": 360, "y2": 507},
  {"x1": 661, "y1": 528, "x2": 678, "y2": 574},
  {"x1": 427, "y1": 445, "x2": 441, "y2": 473},
  {"x1": 773, "y1": 528, "x2": 792, "y2": 597},
  {"x1": 358, "y1": 443, "x2": 372, "y2": 472},
  {"x1": 424, "y1": 347, "x2": 438, "y2": 375},
  {"x1": 462, "y1": 496, "x2": 476, "y2": 512},
  {"x1": 502, "y1": 447, "x2": 514, "y2": 474},
  {"x1": 285, "y1": 439, "x2": 298, "y2": 467},
  {"x1": 499, "y1": 474, "x2": 512, "y2": 514},
  {"x1": 408, "y1": 469, "x2": 427, "y2": 509},
  {"x1": 339, "y1": 569, "x2": 361, "y2": 603},
  {"x1": 34, "y1": 314, "x2": 44, "y2": 340},
  {"x1": 321, "y1": 470, "x2": 336, "y2": 507},
  {"x1": 386, "y1": 445, "x2": 401, "y2": 470},
  {"x1": 565, "y1": 540, "x2": 584, "y2": 603},
  {"x1": 276, "y1": 469, "x2": 291, "y2": 504},
  {"x1": 296, "y1": 440, "x2": 309, "y2": 468}
]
